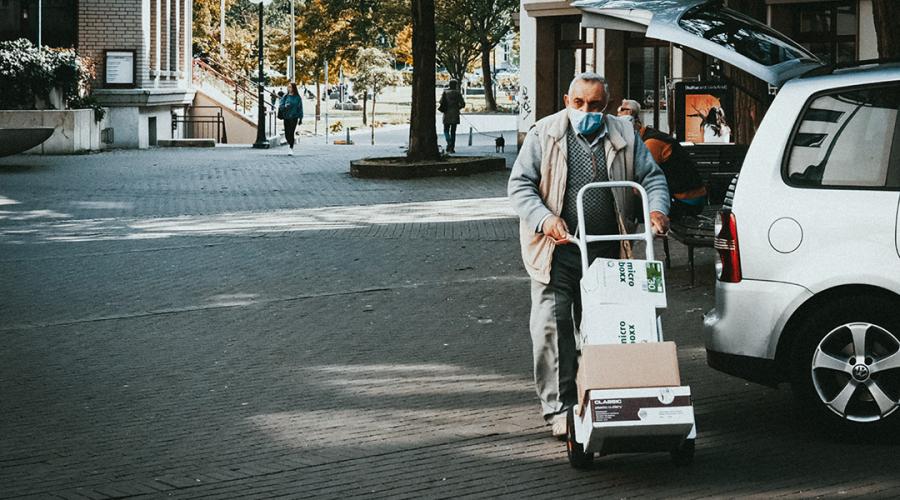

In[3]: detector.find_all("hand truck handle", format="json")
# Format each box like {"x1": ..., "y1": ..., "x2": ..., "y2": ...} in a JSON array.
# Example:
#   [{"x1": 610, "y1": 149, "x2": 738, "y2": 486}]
[{"x1": 565, "y1": 181, "x2": 655, "y2": 276}]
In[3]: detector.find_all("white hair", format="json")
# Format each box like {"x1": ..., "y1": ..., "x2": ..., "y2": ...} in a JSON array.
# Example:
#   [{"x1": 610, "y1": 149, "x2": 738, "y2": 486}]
[
  {"x1": 567, "y1": 72, "x2": 610, "y2": 97},
  {"x1": 621, "y1": 99, "x2": 641, "y2": 114}
]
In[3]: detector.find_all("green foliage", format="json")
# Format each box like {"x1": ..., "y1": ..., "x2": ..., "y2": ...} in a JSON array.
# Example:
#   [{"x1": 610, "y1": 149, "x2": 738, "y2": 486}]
[{"x1": 0, "y1": 39, "x2": 94, "y2": 111}]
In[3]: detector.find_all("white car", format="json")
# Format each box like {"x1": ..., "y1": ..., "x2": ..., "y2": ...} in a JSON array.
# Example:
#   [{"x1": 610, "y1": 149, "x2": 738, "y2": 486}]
[{"x1": 577, "y1": 0, "x2": 900, "y2": 433}]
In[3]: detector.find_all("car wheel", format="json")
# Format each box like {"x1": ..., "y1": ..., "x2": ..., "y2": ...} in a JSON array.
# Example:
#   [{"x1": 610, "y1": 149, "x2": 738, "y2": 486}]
[
  {"x1": 790, "y1": 295, "x2": 900, "y2": 434},
  {"x1": 566, "y1": 407, "x2": 593, "y2": 469}
]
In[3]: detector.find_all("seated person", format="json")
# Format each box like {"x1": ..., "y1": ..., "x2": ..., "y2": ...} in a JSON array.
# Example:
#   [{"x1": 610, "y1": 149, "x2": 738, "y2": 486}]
[{"x1": 618, "y1": 99, "x2": 707, "y2": 218}]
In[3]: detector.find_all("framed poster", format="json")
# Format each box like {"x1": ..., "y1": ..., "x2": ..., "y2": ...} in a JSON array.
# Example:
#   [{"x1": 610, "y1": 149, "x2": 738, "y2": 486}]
[
  {"x1": 674, "y1": 82, "x2": 733, "y2": 144},
  {"x1": 104, "y1": 50, "x2": 136, "y2": 88}
]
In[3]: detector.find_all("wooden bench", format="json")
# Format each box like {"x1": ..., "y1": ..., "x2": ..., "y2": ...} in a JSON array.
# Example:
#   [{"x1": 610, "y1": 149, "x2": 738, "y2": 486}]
[{"x1": 663, "y1": 143, "x2": 748, "y2": 284}]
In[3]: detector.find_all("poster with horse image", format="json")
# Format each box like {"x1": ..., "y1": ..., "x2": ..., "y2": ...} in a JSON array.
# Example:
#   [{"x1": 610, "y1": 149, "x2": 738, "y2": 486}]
[{"x1": 674, "y1": 82, "x2": 733, "y2": 144}]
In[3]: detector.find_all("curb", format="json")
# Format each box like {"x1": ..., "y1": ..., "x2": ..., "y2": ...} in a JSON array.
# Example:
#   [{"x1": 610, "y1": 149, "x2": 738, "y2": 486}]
[{"x1": 350, "y1": 156, "x2": 506, "y2": 179}]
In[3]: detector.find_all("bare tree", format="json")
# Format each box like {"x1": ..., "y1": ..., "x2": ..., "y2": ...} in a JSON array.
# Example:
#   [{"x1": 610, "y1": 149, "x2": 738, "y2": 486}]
[
  {"x1": 407, "y1": 0, "x2": 441, "y2": 161},
  {"x1": 352, "y1": 48, "x2": 400, "y2": 145}
]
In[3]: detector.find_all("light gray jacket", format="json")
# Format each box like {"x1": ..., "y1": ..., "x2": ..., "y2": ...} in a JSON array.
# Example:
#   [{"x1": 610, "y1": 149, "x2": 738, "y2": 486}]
[{"x1": 507, "y1": 109, "x2": 670, "y2": 283}]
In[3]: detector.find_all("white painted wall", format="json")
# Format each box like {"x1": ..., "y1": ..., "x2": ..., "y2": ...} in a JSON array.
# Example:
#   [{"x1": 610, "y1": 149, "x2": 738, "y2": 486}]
[
  {"x1": 517, "y1": 0, "x2": 537, "y2": 137},
  {"x1": 858, "y1": 0, "x2": 878, "y2": 60}
]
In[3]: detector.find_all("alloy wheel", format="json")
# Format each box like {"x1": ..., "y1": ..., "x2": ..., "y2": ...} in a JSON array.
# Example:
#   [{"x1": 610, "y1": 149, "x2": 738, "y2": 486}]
[{"x1": 811, "y1": 322, "x2": 900, "y2": 422}]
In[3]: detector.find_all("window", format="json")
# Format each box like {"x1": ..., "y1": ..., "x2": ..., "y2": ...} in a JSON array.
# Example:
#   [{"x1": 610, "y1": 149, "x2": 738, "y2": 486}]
[
  {"x1": 770, "y1": 1, "x2": 857, "y2": 66},
  {"x1": 785, "y1": 84, "x2": 900, "y2": 189},
  {"x1": 679, "y1": 4, "x2": 815, "y2": 67},
  {"x1": 626, "y1": 33, "x2": 669, "y2": 132}
]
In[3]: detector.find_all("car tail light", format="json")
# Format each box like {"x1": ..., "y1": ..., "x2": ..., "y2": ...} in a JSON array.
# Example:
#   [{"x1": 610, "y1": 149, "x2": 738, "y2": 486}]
[{"x1": 714, "y1": 210, "x2": 742, "y2": 283}]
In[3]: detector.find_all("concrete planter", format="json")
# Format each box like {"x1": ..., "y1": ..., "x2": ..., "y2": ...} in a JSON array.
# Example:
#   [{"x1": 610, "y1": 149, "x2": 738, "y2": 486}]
[
  {"x1": 350, "y1": 156, "x2": 507, "y2": 179},
  {"x1": 0, "y1": 109, "x2": 106, "y2": 154}
]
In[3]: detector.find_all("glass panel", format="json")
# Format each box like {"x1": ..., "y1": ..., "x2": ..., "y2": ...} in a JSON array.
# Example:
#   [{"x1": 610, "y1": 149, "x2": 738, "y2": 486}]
[
  {"x1": 679, "y1": 5, "x2": 812, "y2": 67},
  {"x1": 786, "y1": 85, "x2": 900, "y2": 189},
  {"x1": 836, "y1": 3, "x2": 857, "y2": 37},
  {"x1": 799, "y1": 9, "x2": 831, "y2": 35},
  {"x1": 837, "y1": 41, "x2": 856, "y2": 65}
]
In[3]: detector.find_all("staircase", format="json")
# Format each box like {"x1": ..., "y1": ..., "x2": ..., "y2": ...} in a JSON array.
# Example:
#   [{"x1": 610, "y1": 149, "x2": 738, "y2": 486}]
[{"x1": 190, "y1": 58, "x2": 280, "y2": 145}]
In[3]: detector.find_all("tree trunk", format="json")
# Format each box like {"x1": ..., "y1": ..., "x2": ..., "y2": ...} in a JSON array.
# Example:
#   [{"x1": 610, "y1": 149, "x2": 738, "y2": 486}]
[
  {"x1": 480, "y1": 42, "x2": 497, "y2": 112},
  {"x1": 371, "y1": 92, "x2": 376, "y2": 145},
  {"x1": 873, "y1": 0, "x2": 900, "y2": 59},
  {"x1": 407, "y1": 0, "x2": 440, "y2": 161},
  {"x1": 362, "y1": 93, "x2": 368, "y2": 125}
]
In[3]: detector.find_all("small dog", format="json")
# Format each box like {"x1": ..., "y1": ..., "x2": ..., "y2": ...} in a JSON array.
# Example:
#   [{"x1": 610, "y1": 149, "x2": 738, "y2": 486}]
[{"x1": 495, "y1": 134, "x2": 505, "y2": 153}]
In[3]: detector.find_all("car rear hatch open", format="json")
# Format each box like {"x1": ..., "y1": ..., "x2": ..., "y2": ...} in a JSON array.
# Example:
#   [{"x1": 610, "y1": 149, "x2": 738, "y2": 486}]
[{"x1": 573, "y1": 0, "x2": 825, "y2": 87}]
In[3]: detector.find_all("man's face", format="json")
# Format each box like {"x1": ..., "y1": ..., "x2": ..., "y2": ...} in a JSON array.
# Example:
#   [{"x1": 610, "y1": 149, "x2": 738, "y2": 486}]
[
  {"x1": 617, "y1": 101, "x2": 637, "y2": 117},
  {"x1": 563, "y1": 80, "x2": 608, "y2": 113}
]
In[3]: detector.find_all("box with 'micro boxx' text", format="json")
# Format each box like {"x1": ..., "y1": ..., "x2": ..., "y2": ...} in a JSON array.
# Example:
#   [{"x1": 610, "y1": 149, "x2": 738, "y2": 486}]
[
  {"x1": 581, "y1": 258, "x2": 667, "y2": 308},
  {"x1": 580, "y1": 303, "x2": 660, "y2": 345}
]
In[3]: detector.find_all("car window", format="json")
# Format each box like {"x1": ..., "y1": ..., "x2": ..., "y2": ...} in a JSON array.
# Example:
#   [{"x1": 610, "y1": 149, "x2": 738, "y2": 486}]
[
  {"x1": 785, "y1": 83, "x2": 900, "y2": 189},
  {"x1": 678, "y1": 4, "x2": 813, "y2": 67}
]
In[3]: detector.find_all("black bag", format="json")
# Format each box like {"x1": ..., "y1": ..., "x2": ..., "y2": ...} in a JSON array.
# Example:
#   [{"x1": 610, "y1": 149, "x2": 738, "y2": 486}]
[{"x1": 277, "y1": 107, "x2": 284, "y2": 120}]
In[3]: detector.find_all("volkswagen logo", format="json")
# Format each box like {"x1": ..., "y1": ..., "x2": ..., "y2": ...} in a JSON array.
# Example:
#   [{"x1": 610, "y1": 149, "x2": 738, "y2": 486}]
[{"x1": 852, "y1": 364, "x2": 870, "y2": 382}]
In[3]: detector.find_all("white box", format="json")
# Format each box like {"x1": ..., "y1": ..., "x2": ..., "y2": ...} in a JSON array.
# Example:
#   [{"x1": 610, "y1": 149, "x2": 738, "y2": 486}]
[
  {"x1": 580, "y1": 303, "x2": 659, "y2": 345},
  {"x1": 574, "y1": 386, "x2": 695, "y2": 454},
  {"x1": 581, "y1": 258, "x2": 667, "y2": 308}
]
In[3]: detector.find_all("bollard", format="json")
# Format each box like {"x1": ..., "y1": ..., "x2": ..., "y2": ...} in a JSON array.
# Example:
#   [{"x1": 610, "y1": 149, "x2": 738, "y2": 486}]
[
  {"x1": 346, "y1": 127, "x2": 351, "y2": 145},
  {"x1": 468, "y1": 127, "x2": 473, "y2": 146}
]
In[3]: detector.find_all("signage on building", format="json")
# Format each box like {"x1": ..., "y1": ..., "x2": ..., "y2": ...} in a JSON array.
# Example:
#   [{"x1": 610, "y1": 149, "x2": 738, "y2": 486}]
[
  {"x1": 674, "y1": 82, "x2": 733, "y2": 144},
  {"x1": 104, "y1": 50, "x2": 136, "y2": 88}
]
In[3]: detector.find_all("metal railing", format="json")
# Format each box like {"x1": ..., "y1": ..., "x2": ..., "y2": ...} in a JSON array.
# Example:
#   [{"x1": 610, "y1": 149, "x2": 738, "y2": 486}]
[
  {"x1": 173, "y1": 106, "x2": 227, "y2": 144},
  {"x1": 193, "y1": 58, "x2": 279, "y2": 138}
]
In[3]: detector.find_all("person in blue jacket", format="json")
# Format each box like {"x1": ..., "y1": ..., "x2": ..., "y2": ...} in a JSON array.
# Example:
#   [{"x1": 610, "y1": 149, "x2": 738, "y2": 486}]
[{"x1": 279, "y1": 83, "x2": 304, "y2": 155}]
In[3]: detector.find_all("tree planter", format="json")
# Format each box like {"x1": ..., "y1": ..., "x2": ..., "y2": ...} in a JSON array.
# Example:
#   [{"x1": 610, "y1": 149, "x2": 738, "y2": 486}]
[
  {"x1": 350, "y1": 155, "x2": 506, "y2": 179},
  {"x1": 0, "y1": 109, "x2": 106, "y2": 154}
]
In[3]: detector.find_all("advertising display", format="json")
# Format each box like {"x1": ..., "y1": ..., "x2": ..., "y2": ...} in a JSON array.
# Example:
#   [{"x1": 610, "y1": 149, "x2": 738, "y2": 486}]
[{"x1": 674, "y1": 82, "x2": 733, "y2": 144}]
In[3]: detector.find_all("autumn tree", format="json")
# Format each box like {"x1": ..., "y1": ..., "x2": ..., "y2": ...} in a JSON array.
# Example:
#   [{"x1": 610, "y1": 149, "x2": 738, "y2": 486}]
[
  {"x1": 459, "y1": 0, "x2": 517, "y2": 112},
  {"x1": 435, "y1": 0, "x2": 480, "y2": 82}
]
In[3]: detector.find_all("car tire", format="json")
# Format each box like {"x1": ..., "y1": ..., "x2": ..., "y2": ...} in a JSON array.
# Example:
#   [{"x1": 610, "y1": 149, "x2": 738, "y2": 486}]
[{"x1": 790, "y1": 294, "x2": 900, "y2": 436}]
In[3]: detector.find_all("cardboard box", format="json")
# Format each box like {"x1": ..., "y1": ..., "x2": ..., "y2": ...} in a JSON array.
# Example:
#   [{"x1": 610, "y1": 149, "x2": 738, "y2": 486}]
[
  {"x1": 581, "y1": 258, "x2": 667, "y2": 308},
  {"x1": 577, "y1": 342, "x2": 681, "y2": 411},
  {"x1": 580, "y1": 303, "x2": 659, "y2": 345},
  {"x1": 573, "y1": 386, "x2": 695, "y2": 454}
]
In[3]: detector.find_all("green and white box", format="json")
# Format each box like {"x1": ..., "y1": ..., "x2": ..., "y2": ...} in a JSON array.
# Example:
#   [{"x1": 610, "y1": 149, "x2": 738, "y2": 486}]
[
  {"x1": 581, "y1": 258, "x2": 667, "y2": 308},
  {"x1": 580, "y1": 303, "x2": 660, "y2": 345}
]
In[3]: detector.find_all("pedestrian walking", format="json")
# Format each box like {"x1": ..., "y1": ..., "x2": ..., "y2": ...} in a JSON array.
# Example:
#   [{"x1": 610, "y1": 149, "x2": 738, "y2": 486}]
[
  {"x1": 507, "y1": 72, "x2": 670, "y2": 439},
  {"x1": 278, "y1": 83, "x2": 304, "y2": 155},
  {"x1": 438, "y1": 79, "x2": 465, "y2": 153}
]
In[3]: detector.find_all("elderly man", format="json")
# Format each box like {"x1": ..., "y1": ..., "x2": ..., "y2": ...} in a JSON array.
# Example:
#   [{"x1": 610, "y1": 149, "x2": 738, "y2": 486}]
[{"x1": 508, "y1": 73, "x2": 670, "y2": 438}]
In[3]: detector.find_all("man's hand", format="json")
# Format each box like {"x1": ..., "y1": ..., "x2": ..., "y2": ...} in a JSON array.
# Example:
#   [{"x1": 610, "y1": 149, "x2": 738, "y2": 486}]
[
  {"x1": 542, "y1": 215, "x2": 570, "y2": 244},
  {"x1": 650, "y1": 211, "x2": 669, "y2": 236}
]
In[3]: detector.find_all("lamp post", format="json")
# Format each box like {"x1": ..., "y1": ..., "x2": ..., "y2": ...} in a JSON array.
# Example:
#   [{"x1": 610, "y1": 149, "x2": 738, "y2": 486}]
[{"x1": 249, "y1": 0, "x2": 272, "y2": 149}]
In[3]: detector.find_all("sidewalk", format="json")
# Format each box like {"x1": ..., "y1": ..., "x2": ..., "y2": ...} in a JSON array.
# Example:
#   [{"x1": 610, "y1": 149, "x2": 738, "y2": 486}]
[{"x1": 2, "y1": 146, "x2": 898, "y2": 499}]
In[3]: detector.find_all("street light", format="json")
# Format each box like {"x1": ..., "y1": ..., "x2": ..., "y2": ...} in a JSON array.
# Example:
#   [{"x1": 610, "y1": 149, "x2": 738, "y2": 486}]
[{"x1": 249, "y1": 0, "x2": 273, "y2": 149}]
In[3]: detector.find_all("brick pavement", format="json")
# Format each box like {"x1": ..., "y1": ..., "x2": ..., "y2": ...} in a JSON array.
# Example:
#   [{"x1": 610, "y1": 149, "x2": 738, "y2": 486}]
[{"x1": 2, "y1": 145, "x2": 899, "y2": 498}]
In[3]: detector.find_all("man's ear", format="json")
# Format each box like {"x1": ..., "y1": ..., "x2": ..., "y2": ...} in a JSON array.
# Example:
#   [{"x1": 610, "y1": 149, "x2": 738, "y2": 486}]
[{"x1": 563, "y1": 94, "x2": 570, "y2": 108}]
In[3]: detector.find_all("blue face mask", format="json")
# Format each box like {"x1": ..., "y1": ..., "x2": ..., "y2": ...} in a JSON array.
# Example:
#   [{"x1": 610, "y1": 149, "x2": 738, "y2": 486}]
[{"x1": 569, "y1": 108, "x2": 604, "y2": 135}]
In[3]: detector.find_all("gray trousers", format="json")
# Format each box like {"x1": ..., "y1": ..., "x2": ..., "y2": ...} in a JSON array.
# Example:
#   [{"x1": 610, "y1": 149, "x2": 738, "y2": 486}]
[{"x1": 530, "y1": 242, "x2": 618, "y2": 421}]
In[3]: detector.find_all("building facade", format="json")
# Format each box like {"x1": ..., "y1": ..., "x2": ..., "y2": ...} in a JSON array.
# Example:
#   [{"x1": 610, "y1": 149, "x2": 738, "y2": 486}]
[
  {"x1": 517, "y1": 0, "x2": 881, "y2": 146},
  {"x1": 2, "y1": 0, "x2": 195, "y2": 148}
]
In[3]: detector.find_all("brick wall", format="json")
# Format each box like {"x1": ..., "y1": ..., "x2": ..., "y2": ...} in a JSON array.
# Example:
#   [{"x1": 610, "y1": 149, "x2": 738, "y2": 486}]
[
  {"x1": 78, "y1": 0, "x2": 147, "y2": 88},
  {"x1": 79, "y1": 0, "x2": 192, "y2": 90}
]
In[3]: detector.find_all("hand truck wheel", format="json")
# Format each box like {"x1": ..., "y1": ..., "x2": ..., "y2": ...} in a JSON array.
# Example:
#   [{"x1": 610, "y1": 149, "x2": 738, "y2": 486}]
[{"x1": 566, "y1": 407, "x2": 593, "y2": 469}]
